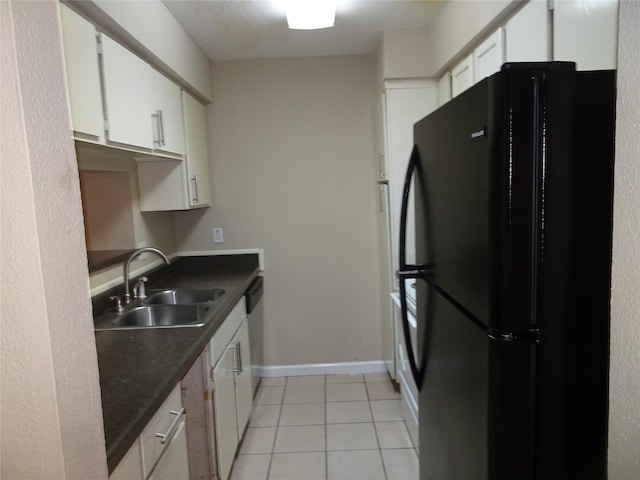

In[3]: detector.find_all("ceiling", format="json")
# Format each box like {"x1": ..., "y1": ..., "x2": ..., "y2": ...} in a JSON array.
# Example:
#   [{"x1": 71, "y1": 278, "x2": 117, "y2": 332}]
[{"x1": 162, "y1": 0, "x2": 446, "y2": 61}]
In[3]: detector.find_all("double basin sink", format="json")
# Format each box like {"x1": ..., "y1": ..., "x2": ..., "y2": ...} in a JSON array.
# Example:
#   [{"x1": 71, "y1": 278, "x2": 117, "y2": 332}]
[{"x1": 94, "y1": 288, "x2": 226, "y2": 331}]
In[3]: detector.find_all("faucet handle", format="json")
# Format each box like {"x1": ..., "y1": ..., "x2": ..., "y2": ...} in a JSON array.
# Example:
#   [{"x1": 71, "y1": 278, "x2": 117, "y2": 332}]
[
  {"x1": 109, "y1": 296, "x2": 124, "y2": 313},
  {"x1": 133, "y1": 276, "x2": 149, "y2": 299}
]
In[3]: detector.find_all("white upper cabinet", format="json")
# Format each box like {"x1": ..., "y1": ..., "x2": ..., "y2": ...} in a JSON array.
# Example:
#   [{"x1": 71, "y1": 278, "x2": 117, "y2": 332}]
[
  {"x1": 59, "y1": 4, "x2": 104, "y2": 141},
  {"x1": 182, "y1": 91, "x2": 211, "y2": 208},
  {"x1": 553, "y1": 0, "x2": 619, "y2": 70},
  {"x1": 473, "y1": 28, "x2": 505, "y2": 83},
  {"x1": 100, "y1": 34, "x2": 155, "y2": 150},
  {"x1": 149, "y1": 68, "x2": 185, "y2": 157},
  {"x1": 451, "y1": 54, "x2": 474, "y2": 98},
  {"x1": 137, "y1": 92, "x2": 210, "y2": 211},
  {"x1": 100, "y1": 34, "x2": 185, "y2": 156},
  {"x1": 505, "y1": 0, "x2": 550, "y2": 63},
  {"x1": 437, "y1": 73, "x2": 452, "y2": 106}
]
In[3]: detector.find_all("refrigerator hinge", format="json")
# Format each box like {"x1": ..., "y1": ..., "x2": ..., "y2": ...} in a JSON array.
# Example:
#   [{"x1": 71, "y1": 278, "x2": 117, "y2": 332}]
[{"x1": 488, "y1": 327, "x2": 540, "y2": 344}]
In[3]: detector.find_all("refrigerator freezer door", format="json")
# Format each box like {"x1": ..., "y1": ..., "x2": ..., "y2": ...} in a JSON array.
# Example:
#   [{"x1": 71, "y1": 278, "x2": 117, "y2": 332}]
[{"x1": 412, "y1": 69, "x2": 544, "y2": 335}]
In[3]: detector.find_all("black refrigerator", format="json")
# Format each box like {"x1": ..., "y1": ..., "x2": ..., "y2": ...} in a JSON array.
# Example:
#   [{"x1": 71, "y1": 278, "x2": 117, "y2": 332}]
[{"x1": 397, "y1": 62, "x2": 615, "y2": 480}]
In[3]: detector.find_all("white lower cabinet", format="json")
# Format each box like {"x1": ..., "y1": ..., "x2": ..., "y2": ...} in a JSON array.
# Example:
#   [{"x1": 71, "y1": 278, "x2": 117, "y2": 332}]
[
  {"x1": 212, "y1": 344, "x2": 240, "y2": 480},
  {"x1": 110, "y1": 298, "x2": 253, "y2": 480},
  {"x1": 148, "y1": 420, "x2": 190, "y2": 480},
  {"x1": 208, "y1": 299, "x2": 252, "y2": 480},
  {"x1": 110, "y1": 384, "x2": 189, "y2": 480},
  {"x1": 234, "y1": 320, "x2": 253, "y2": 436},
  {"x1": 110, "y1": 439, "x2": 144, "y2": 480}
]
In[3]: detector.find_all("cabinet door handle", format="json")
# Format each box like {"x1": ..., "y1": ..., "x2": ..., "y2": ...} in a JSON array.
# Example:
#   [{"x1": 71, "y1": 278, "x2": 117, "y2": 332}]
[
  {"x1": 191, "y1": 175, "x2": 199, "y2": 203},
  {"x1": 151, "y1": 112, "x2": 161, "y2": 147},
  {"x1": 157, "y1": 109, "x2": 166, "y2": 146},
  {"x1": 230, "y1": 344, "x2": 240, "y2": 373},
  {"x1": 154, "y1": 408, "x2": 185, "y2": 445},
  {"x1": 236, "y1": 341, "x2": 243, "y2": 374},
  {"x1": 379, "y1": 184, "x2": 388, "y2": 213}
]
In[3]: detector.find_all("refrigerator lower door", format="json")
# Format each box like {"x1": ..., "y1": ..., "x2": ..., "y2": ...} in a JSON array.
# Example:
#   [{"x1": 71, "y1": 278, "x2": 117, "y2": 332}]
[{"x1": 418, "y1": 280, "x2": 535, "y2": 480}]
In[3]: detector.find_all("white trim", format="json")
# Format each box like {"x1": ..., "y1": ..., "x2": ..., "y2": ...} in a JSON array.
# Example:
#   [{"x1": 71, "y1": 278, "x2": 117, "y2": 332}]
[
  {"x1": 177, "y1": 248, "x2": 265, "y2": 271},
  {"x1": 259, "y1": 361, "x2": 387, "y2": 378}
]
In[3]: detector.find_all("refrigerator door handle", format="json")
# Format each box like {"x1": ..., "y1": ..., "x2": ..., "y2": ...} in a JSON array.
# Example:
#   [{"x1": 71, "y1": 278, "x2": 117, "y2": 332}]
[
  {"x1": 399, "y1": 145, "x2": 419, "y2": 272},
  {"x1": 398, "y1": 144, "x2": 428, "y2": 391}
]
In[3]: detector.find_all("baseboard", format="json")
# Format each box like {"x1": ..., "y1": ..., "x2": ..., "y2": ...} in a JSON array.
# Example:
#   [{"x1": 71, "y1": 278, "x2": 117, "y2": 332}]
[{"x1": 259, "y1": 361, "x2": 387, "y2": 378}]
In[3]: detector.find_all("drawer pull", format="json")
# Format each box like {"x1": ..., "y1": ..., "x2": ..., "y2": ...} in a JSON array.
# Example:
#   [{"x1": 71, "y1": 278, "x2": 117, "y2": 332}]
[{"x1": 154, "y1": 408, "x2": 185, "y2": 445}]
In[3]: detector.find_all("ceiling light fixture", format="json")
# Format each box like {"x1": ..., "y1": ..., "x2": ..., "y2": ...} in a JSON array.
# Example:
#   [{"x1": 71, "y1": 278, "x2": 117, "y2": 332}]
[{"x1": 285, "y1": 0, "x2": 336, "y2": 30}]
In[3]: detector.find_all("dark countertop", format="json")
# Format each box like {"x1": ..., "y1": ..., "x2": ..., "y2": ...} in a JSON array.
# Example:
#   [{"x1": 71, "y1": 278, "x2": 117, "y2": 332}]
[{"x1": 93, "y1": 254, "x2": 260, "y2": 473}]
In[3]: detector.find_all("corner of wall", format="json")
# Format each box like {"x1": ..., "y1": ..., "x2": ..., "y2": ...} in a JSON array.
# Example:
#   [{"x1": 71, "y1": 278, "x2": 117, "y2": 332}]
[{"x1": 377, "y1": 28, "x2": 432, "y2": 81}]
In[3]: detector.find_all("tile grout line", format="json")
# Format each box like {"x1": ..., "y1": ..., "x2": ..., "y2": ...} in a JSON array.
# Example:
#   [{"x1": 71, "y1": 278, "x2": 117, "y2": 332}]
[
  {"x1": 265, "y1": 377, "x2": 286, "y2": 480},
  {"x1": 324, "y1": 374, "x2": 329, "y2": 480},
  {"x1": 367, "y1": 378, "x2": 389, "y2": 480}
]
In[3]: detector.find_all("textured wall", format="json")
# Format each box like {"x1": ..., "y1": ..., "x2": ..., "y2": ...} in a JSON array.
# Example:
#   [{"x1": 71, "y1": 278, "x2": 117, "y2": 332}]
[
  {"x1": 174, "y1": 55, "x2": 383, "y2": 367},
  {"x1": 608, "y1": 0, "x2": 640, "y2": 475},
  {"x1": 0, "y1": 1, "x2": 107, "y2": 478}
]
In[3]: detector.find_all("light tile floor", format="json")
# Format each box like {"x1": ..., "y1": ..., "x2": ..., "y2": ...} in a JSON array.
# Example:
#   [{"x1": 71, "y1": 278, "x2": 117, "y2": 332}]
[{"x1": 230, "y1": 373, "x2": 418, "y2": 480}]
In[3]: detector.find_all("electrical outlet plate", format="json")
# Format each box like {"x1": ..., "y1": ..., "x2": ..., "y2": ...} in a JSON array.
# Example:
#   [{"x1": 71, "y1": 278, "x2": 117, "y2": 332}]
[{"x1": 212, "y1": 228, "x2": 224, "y2": 244}]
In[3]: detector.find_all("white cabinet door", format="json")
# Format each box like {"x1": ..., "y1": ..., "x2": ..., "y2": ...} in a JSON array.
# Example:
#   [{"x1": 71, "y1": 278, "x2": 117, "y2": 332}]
[
  {"x1": 59, "y1": 4, "x2": 104, "y2": 141},
  {"x1": 505, "y1": 0, "x2": 550, "y2": 63},
  {"x1": 141, "y1": 385, "x2": 185, "y2": 477},
  {"x1": 437, "y1": 73, "x2": 452, "y2": 106},
  {"x1": 473, "y1": 28, "x2": 504, "y2": 83},
  {"x1": 385, "y1": 84, "x2": 438, "y2": 285},
  {"x1": 150, "y1": 69, "x2": 185, "y2": 157},
  {"x1": 148, "y1": 420, "x2": 190, "y2": 480},
  {"x1": 553, "y1": 0, "x2": 619, "y2": 70},
  {"x1": 110, "y1": 440, "x2": 144, "y2": 480},
  {"x1": 234, "y1": 319, "x2": 253, "y2": 438},
  {"x1": 137, "y1": 92, "x2": 211, "y2": 211},
  {"x1": 377, "y1": 183, "x2": 394, "y2": 380},
  {"x1": 451, "y1": 54, "x2": 474, "y2": 98},
  {"x1": 380, "y1": 81, "x2": 438, "y2": 381},
  {"x1": 183, "y1": 91, "x2": 211, "y2": 207},
  {"x1": 101, "y1": 34, "x2": 154, "y2": 150},
  {"x1": 212, "y1": 347, "x2": 238, "y2": 480}
]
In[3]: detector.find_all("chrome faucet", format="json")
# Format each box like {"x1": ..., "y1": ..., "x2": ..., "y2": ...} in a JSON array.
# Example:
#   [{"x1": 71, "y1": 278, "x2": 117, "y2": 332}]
[{"x1": 124, "y1": 247, "x2": 170, "y2": 303}]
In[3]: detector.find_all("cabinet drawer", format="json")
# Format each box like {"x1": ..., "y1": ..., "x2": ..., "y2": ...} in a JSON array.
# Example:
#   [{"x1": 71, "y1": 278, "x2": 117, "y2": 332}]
[
  {"x1": 140, "y1": 384, "x2": 184, "y2": 477},
  {"x1": 209, "y1": 299, "x2": 247, "y2": 368}
]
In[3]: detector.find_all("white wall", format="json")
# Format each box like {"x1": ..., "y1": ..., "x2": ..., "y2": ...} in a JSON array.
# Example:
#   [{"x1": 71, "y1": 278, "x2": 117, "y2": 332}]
[
  {"x1": 377, "y1": 28, "x2": 432, "y2": 83},
  {"x1": 174, "y1": 55, "x2": 383, "y2": 367},
  {"x1": 0, "y1": 1, "x2": 106, "y2": 478},
  {"x1": 608, "y1": 0, "x2": 640, "y2": 475}
]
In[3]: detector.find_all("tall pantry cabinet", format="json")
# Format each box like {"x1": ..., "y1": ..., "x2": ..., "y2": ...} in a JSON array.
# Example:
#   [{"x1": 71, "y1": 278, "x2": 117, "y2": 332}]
[{"x1": 376, "y1": 80, "x2": 438, "y2": 381}]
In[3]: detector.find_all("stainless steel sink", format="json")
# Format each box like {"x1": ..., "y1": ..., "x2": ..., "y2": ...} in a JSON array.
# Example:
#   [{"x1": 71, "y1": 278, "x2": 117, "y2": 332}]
[
  {"x1": 143, "y1": 288, "x2": 226, "y2": 305},
  {"x1": 94, "y1": 304, "x2": 211, "y2": 331}
]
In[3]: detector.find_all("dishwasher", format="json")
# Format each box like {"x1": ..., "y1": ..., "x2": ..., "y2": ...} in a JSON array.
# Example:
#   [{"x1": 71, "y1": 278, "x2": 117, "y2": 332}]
[{"x1": 245, "y1": 276, "x2": 264, "y2": 396}]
